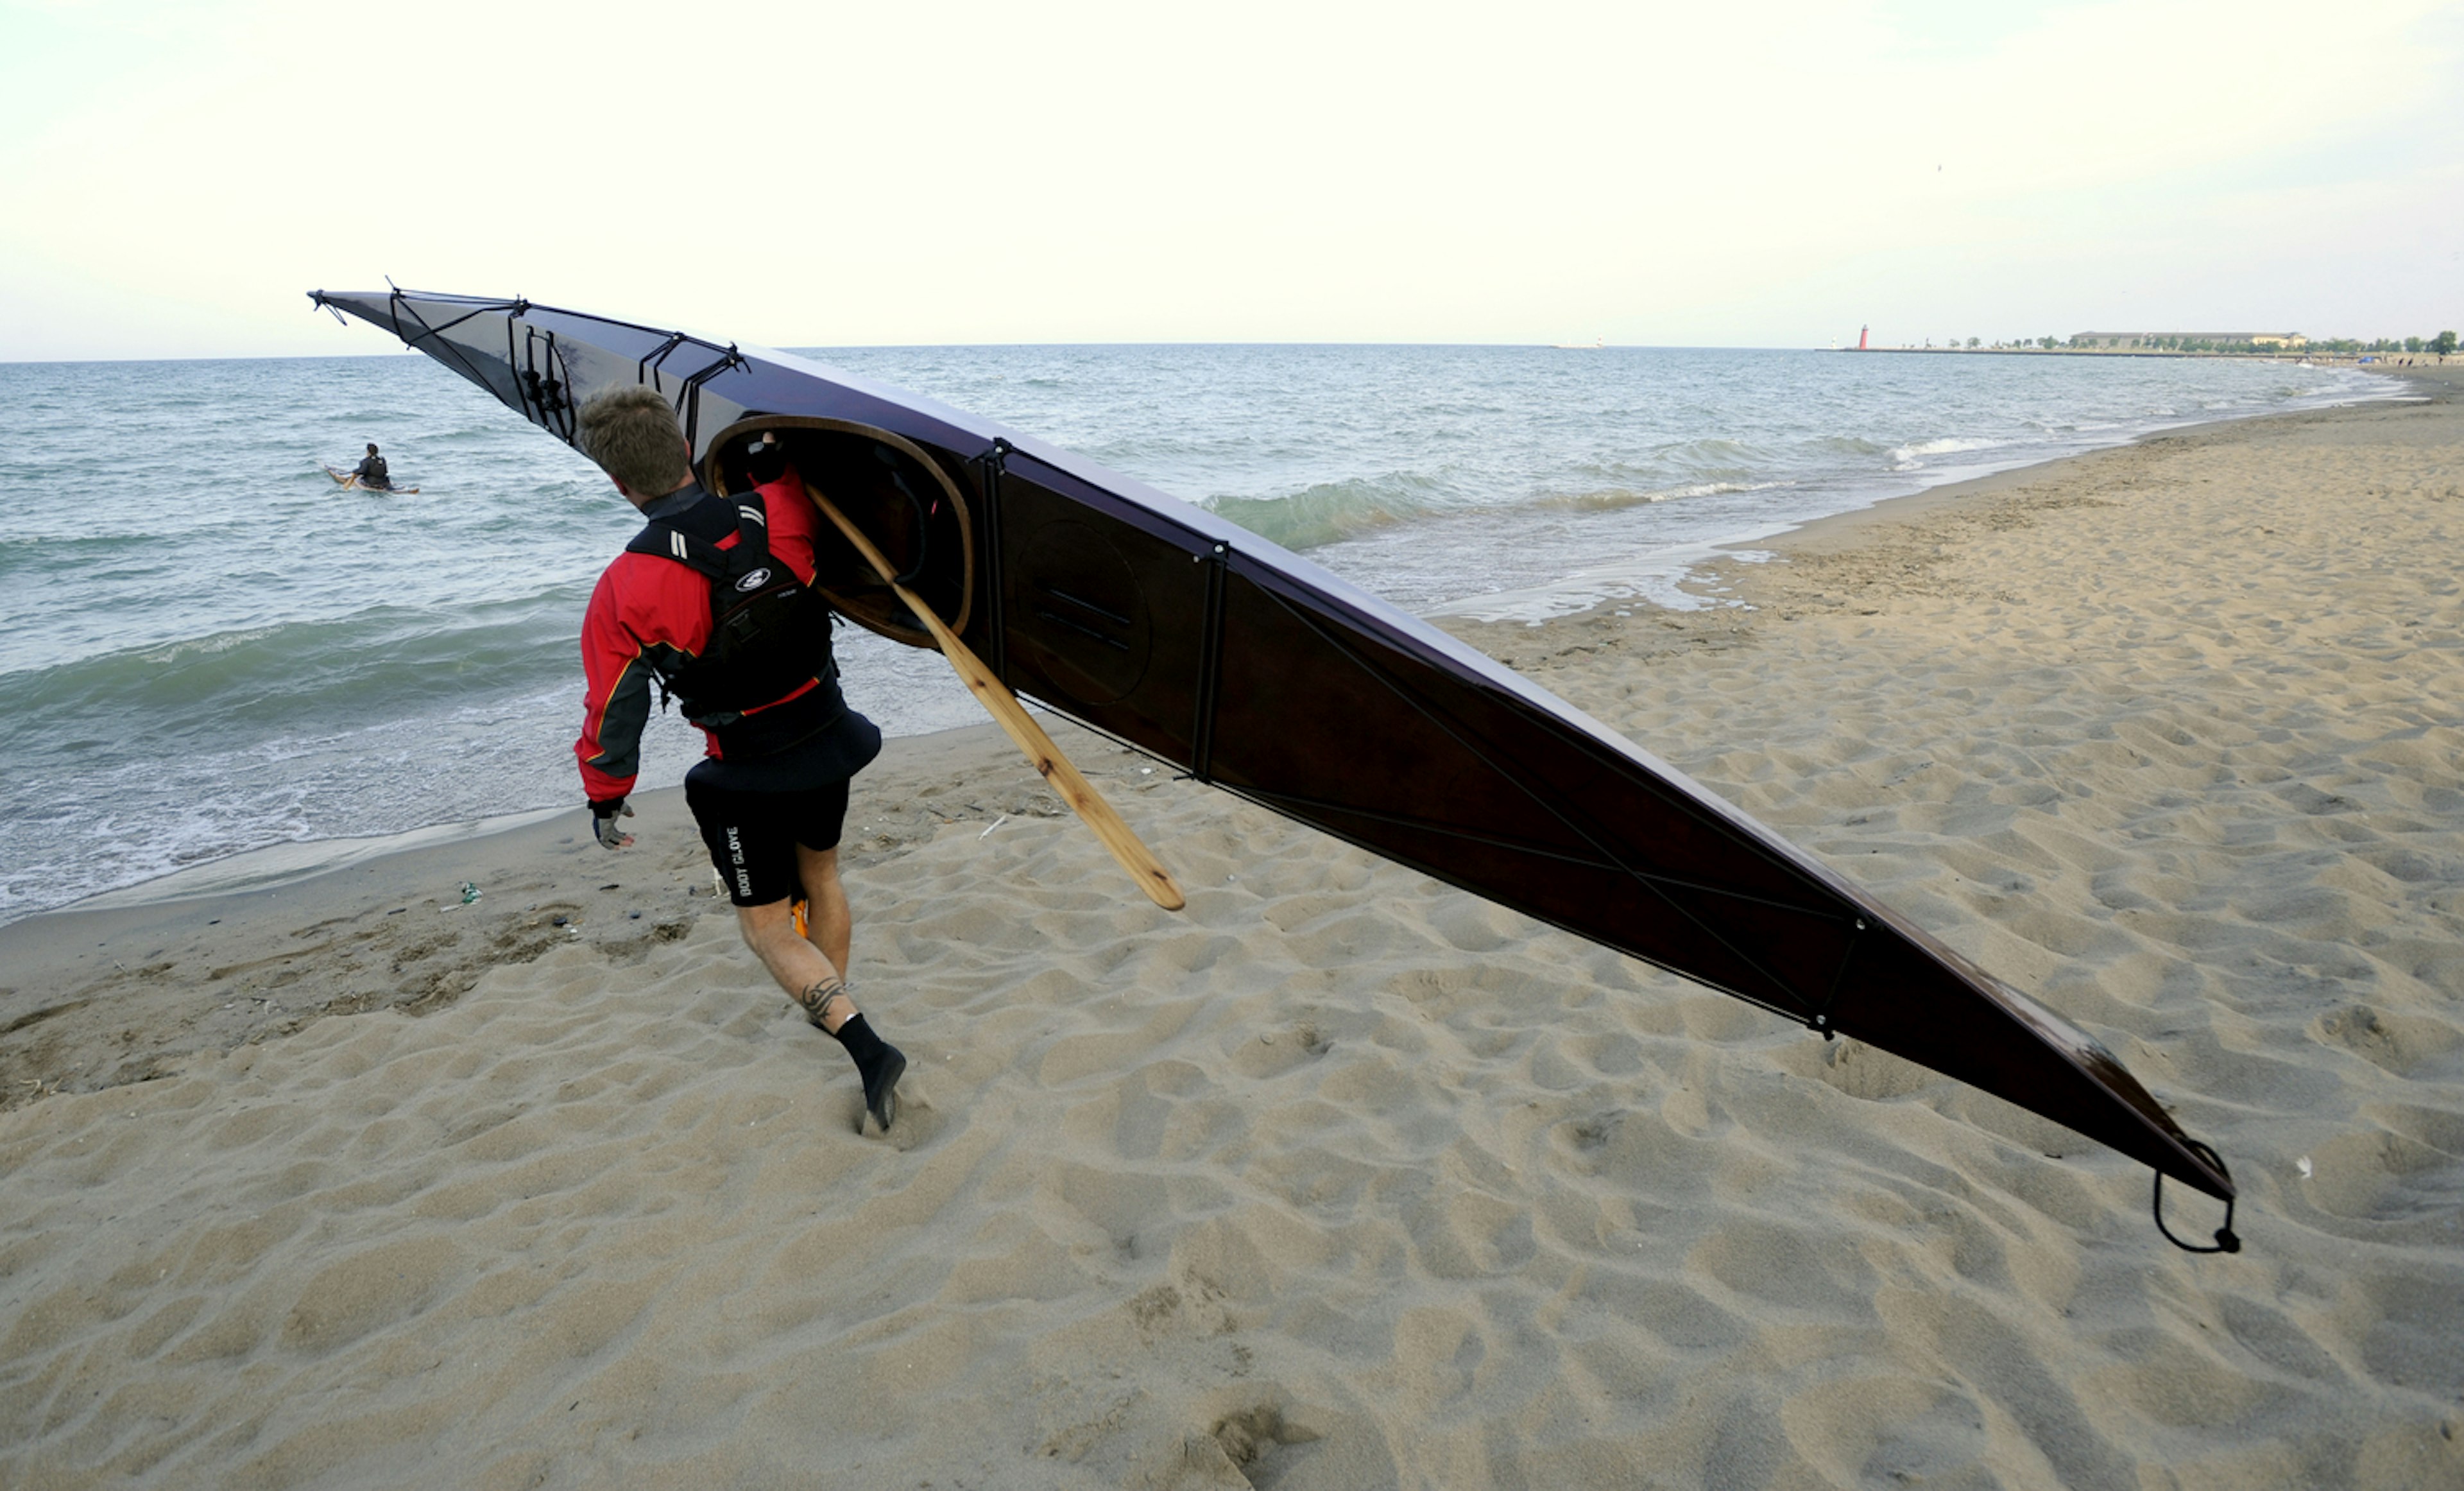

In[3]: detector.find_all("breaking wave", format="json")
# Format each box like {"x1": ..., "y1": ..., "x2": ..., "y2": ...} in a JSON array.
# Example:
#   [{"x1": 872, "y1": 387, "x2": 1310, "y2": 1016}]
[{"x1": 1205, "y1": 473, "x2": 1459, "y2": 550}]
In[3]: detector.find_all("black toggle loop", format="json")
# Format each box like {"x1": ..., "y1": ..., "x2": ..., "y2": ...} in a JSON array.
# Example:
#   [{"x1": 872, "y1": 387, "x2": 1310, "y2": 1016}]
[{"x1": 2153, "y1": 1138, "x2": 2240, "y2": 1254}]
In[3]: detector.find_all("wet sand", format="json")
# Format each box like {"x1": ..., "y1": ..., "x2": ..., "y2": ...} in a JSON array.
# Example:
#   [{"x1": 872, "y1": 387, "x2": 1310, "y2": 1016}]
[{"x1": 3, "y1": 372, "x2": 2459, "y2": 1488}]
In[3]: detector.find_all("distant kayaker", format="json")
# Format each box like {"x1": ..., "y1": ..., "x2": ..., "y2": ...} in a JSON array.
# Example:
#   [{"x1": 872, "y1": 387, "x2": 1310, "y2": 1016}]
[
  {"x1": 352, "y1": 444, "x2": 393, "y2": 490},
  {"x1": 570, "y1": 388, "x2": 907, "y2": 1132}
]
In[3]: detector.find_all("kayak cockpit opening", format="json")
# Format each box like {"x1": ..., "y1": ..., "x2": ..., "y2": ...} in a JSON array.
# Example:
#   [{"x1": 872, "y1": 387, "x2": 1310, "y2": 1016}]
[{"x1": 702, "y1": 415, "x2": 975, "y2": 649}]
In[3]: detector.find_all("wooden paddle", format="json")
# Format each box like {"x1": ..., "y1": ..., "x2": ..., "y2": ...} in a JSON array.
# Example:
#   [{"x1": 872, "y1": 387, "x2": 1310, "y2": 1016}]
[{"x1": 804, "y1": 481, "x2": 1186, "y2": 912}]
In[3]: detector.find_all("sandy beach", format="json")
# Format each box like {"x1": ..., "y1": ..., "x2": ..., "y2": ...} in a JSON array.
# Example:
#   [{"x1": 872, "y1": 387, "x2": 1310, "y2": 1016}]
[{"x1": 4, "y1": 372, "x2": 2460, "y2": 1488}]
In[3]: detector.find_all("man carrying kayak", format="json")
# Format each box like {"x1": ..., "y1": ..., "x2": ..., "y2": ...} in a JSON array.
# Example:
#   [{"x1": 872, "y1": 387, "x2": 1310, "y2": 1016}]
[{"x1": 570, "y1": 387, "x2": 907, "y2": 1131}]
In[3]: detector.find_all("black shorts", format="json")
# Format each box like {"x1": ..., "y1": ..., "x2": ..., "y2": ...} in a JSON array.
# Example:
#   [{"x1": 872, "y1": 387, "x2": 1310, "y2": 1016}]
[{"x1": 684, "y1": 773, "x2": 851, "y2": 908}]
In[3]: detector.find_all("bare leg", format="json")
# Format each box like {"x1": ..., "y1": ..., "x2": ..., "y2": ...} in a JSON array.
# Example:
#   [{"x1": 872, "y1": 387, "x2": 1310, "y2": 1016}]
[
  {"x1": 737, "y1": 897, "x2": 857, "y2": 1033},
  {"x1": 794, "y1": 843, "x2": 852, "y2": 979},
  {"x1": 733, "y1": 842, "x2": 902, "y2": 1130}
]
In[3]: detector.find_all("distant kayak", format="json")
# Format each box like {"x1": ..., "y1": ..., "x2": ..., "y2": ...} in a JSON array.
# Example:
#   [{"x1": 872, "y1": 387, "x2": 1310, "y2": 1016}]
[{"x1": 321, "y1": 463, "x2": 418, "y2": 494}]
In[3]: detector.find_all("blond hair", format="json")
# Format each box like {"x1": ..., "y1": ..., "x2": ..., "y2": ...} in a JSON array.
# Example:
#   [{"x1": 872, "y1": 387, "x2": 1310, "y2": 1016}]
[{"x1": 577, "y1": 386, "x2": 689, "y2": 496}]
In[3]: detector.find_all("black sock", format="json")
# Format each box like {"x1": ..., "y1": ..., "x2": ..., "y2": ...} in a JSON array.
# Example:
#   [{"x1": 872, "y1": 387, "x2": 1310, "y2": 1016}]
[
  {"x1": 831, "y1": 1011, "x2": 887, "y2": 1068},
  {"x1": 830, "y1": 1013, "x2": 906, "y2": 1128}
]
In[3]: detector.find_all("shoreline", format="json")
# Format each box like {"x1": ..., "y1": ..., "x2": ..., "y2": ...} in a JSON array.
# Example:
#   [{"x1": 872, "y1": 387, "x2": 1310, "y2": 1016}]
[
  {"x1": 1437, "y1": 362, "x2": 2445, "y2": 662},
  {"x1": 0, "y1": 718, "x2": 1085, "y2": 1109},
  {"x1": 1740, "y1": 361, "x2": 2458, "y2": 559},
  {"x1": 1424, "y1": 366, "x2": 2409, "y2": 626}
]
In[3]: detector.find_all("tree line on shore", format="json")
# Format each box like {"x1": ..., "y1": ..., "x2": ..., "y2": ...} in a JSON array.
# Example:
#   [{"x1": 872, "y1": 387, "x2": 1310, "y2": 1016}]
[
  {"x1": 2279, "y1": 333, "x2": 2457, "y2": 356},
  {"x1": 1905, "y1": 332, "x2": 2456, "y2": 355}
]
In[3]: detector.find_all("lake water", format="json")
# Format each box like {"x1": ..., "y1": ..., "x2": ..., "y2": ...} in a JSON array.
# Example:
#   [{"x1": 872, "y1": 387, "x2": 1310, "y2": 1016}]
[{"x1": 0, "y1": 345, "x2": 2390, "y2": 921}]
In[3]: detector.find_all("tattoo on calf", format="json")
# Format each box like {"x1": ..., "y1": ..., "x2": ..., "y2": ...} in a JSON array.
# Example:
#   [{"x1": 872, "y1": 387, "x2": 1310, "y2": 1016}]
[{"x1": 798, "y1": 977, "x2": 848, "y2": 1029}]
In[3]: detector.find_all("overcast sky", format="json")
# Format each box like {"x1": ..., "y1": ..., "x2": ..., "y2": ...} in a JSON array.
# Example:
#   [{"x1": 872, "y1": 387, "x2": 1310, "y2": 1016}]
[{"x1": 3, "y1": 0, "x2": 2458, "y2": 359}]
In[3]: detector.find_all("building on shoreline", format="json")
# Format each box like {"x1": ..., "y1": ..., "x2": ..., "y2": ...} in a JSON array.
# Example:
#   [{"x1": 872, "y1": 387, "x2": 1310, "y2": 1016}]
[{"x1": 2073, "y1": 331, "x2": 2307, "y2": 350}]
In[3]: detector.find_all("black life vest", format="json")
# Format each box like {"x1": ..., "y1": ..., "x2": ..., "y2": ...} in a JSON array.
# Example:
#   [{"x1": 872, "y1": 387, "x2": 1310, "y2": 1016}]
[{"x1": 626, "y1": 486, "x2": 841, "y2": 756}]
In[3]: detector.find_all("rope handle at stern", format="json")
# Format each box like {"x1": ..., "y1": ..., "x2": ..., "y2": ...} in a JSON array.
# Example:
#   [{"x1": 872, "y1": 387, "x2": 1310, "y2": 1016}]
[{"x1": 2153, "y1": 1139, "x2": 2240, "y2": 1254}]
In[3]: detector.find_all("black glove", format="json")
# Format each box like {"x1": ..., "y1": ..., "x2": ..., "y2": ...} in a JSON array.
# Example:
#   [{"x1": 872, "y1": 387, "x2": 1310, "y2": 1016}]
[
  {"x1": 744, "y1": 431, "x2": 789, "y2": 485},
  {"x1": 590, "y1": 797, "x2": 635, "y2": 850}
]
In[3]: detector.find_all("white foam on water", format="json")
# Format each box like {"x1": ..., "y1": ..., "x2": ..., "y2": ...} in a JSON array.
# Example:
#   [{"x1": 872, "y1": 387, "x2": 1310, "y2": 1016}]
[{"x1": 68, "y1": 807, "x2": 569, "y2": 910}]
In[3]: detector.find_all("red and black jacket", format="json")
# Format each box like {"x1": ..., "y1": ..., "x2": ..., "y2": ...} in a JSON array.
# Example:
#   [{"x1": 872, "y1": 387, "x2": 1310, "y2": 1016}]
[{"x1": 575, "y1": 467, "x2": 842, "y2": 804}]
